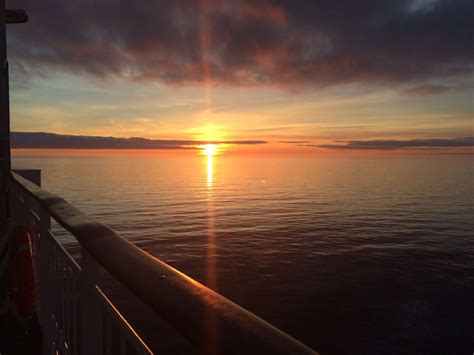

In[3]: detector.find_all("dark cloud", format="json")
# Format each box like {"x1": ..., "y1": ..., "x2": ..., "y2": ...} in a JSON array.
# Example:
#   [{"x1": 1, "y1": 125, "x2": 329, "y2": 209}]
[
  {"x1": 401, "y1": 83, "x2": 462, "y2": 96},
  {"x1": 318, "y1": 137, "x2": 474, "y2": 150},
  {"x1": 11, "y1": 132, "x2": 266, "y2": 149},
  {"x1": 6, "y1": 0, "x2": 473, "y2": 90}
]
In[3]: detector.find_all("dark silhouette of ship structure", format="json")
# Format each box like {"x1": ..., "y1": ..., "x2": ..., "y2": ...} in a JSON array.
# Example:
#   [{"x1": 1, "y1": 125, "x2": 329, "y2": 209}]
[{"x1": 0, "y1": 4, "x2": 316, "y2": 354}]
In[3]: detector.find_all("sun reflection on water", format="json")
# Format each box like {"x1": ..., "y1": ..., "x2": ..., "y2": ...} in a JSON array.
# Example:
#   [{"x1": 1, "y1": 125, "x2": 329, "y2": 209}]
[
  {"x1": 204, "y1": 152, "x2": 217, "y2": 354},
  {"x1": 207, "y1": 155, "x2": 213, "y2": 189}
]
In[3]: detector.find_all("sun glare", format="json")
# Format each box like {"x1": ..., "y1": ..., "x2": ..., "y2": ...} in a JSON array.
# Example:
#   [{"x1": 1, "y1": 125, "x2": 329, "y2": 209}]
[{"x1": 203, "y1": 144, "x2": 217, "y2": 156}]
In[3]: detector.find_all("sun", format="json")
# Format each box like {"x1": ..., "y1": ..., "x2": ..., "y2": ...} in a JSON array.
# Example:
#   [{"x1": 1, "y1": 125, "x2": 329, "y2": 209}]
[{"x1": 203, "y1": 144, "x2": 217, "y2": 156}]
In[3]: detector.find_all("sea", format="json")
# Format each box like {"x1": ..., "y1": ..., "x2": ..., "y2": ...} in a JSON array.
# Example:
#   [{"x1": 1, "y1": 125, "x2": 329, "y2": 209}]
[{"x1": 12, "y1": 154, "x2": 474, "y2": 354}]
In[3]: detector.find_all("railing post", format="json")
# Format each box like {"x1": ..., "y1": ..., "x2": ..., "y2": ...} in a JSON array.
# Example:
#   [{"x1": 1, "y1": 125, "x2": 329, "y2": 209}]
[
  {"x1": 38, "y1": 207, "x2": 51, "y2": 354},
  {"x1": 80, "y1": 249, "x2": 103, "y2": 355},
  {"x1": 0, "y1": 0, "x2": 12, "y2": 237}
]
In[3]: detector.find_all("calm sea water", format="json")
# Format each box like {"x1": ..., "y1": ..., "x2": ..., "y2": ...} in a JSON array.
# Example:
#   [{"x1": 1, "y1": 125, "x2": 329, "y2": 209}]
[{"x1": 12, "y1": 155, "x2": 474, "y2": 354}]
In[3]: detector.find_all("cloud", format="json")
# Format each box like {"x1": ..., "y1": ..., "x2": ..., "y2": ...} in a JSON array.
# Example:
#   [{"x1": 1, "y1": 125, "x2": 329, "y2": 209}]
[
  {"x1": 400, "y1": 82, "x2": 474, "y2": 96},
  {"x1": 6, "y1": 0, "x2": 473, "y2": 90},
  {"x1": 11, "y1": 132, "x2": 266, "y2": 149},
  {"x1": 278, "y1": 140, "x2": 311, "y2": 144},
  {"x1": 318, "y1": 137, "x2": 474, "y2": 150}
]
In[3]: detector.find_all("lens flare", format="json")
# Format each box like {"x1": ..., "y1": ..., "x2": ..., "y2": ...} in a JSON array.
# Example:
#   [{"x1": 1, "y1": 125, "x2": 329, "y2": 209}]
[{"x1": 203, "y1": 144, "x2": 217, "y2": 156}]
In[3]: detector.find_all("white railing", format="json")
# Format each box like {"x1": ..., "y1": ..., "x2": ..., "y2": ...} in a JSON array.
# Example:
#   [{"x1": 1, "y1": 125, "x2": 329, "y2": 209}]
[
  {"x1": 8, "y1": 171, "x2": 317, "y2": 355},
  {"x1": 9, "y1": 171, "x2": 152, "y2": 355}
]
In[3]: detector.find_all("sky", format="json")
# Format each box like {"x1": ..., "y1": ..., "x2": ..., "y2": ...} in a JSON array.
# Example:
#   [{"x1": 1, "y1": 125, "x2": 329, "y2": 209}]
[{"x1": 6, "y1": 0, "x2": 474, "y2": 154}]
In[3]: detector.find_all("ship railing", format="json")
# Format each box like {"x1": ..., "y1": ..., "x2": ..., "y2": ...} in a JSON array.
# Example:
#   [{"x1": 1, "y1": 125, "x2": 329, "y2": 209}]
[
  {"x1": 9, "y1": 171, "x2": 151, "y2": 355},
  {"x1": 7, "y1": 170, "x2": 317, "y2": 355}
]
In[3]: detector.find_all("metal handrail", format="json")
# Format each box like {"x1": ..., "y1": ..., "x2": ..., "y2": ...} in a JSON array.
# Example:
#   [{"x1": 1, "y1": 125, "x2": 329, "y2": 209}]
[{"x1": 10, "y1": 172, "x2": 317, "y2": 354}]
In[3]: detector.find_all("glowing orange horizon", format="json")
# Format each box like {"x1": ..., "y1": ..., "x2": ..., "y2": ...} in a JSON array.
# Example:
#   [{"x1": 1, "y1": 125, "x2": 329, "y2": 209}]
[{"x1": 10, "y1": 145, "x2": 473, "y2": 158}]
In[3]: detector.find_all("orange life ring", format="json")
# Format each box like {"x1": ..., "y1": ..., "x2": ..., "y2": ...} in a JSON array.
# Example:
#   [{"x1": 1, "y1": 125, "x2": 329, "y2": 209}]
[{"x1": 8, "y1": 225, "x2": 37, "y2": 318}]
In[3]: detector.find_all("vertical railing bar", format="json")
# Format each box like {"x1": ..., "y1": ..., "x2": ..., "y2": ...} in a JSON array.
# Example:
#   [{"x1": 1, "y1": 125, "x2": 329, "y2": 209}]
[
  {"x1": 38, "y1": 205, "x2": 51, "y2": 354},
  {"x1": 45, "y1": 219, "x2": 53, "y2": 353},
  {"x1": 53, "y1": 243, "x2": 57, "y2": 316},
  {"x1": 63, "y1": 261, "x2": 68, "y2": 348},
  {"x1": 66, "y1": 265, "x2": 71, "y2": 348},
  {"x1": 47, "y1": 229, "x2": 54, "y2": 352},
  {"x1": 119, "y1": 338, "x2": 126, "y2": 355},
  {"x1": 56, "y1": 243, "x2": 61, "y2": 351},
  {"x1": 60, "y1": 254, "x2": 66, "y2": 351},
  {"x1": 58, "y1": 247, "x2": 62, "y2": 328},
  {"x1": 69, "y1": 266, "x2": 75, "y2": 351},
  {"x1": 62, "y1": 257, "x2": 68, "y2": 352},
  {"x1": 50, "y1": 241, "x2": 55, "y2": 351},
  {"x1": 58, "y1": 253, "x2": 63, "y2": 332},
  {"x1": 96, "y1": 286, "x2": 152, "y2": 355},
  {"x1": 80, "y1": 249, "x2": 102, "y2": 355},
  {"x1": 51, "y1": 243, "x2": 56, "y2": 353},
  {"x1": 74, "y1": 275, "x2": 80, "y2": 355},
  {"x1": 53, "y1": 243, "x2": 58, "y2": 352},
  {"x1": 105, "y1": 310, "x2": 111, "y2": 355}
]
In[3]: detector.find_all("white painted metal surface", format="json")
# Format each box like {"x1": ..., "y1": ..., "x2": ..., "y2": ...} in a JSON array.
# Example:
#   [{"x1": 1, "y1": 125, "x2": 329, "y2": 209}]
[{"x1": 9, "y1": 178, "x2": 152, "y2": 355}]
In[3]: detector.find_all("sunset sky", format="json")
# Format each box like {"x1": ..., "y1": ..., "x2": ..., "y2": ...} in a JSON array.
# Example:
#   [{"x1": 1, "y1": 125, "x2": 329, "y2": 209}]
[{"x1": 6, "y1": 0, "x2": 474, "y2": 154}]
